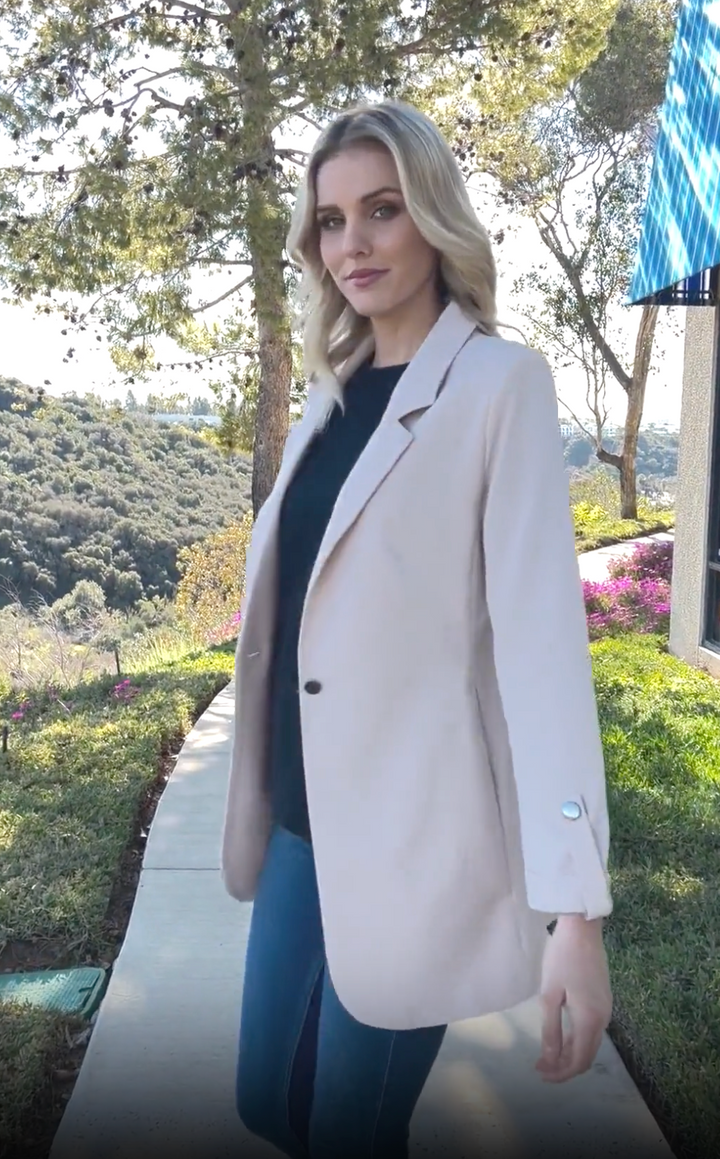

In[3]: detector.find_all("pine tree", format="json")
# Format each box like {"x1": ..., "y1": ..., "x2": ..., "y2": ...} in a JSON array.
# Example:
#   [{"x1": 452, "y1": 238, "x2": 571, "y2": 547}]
[{"x1": 0, "y1": 0, "x2": 617, "y2": 516}]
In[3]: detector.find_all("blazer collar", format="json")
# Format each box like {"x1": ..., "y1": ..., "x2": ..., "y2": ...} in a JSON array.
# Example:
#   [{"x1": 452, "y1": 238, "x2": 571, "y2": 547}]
[
  {"x1": 331, "y1": 297, "x2": 479, "y2": 425},
  {"x1": 246, "y1": 300, "x2": 481, "y2": 607}
]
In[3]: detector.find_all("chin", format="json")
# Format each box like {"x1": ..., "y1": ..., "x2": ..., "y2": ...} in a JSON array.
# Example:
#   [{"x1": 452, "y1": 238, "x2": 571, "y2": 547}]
[{"x1": 349, "y1": 295, "x2": 400, "y2": 321}]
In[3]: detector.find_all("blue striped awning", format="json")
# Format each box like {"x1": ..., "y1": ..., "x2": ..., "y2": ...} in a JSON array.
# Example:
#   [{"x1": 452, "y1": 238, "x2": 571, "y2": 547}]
[{"x1": 628, "y1": 0, "x2": 720, "y2": 306}]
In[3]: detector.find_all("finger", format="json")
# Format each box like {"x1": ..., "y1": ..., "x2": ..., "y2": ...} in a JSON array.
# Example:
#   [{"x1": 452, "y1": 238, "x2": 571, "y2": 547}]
[
  {"x1": 537, "y1": 993, "x2": 564, "y2": 1066},
  {"x1": 538, "y1": 1041, "x2": 573, "y2": 1079},
  {"x1": 541, "y1": 1024, "x2": 604, "y2": 1083},
  {"x1": 541, "y1": 1005, "x2": 583, "y2": 1082},
  {"x1": 569, "y1": 1015, "x2": 604, "y2": 1074}
]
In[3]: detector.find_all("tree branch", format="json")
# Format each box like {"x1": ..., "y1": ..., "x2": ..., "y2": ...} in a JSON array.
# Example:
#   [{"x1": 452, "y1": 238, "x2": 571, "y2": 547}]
[
  {"x1": 556, "y1": 395, "x2": 598, "y2": 445},
  {"x1": 166, "y1": 1, "x2": 228, "y2": 23},
  {"x1": 597, "y1": 446, "x2": 623, "y2": 470},
  {"x1": 631, "y1": 303, "x2": 660, "y2": 397},
  {"x1": 140, "y1": 88, "x2": 190, "y2": 115},
  {"x1": 394, "y1": 0, "x2": 507, "y2": 57},
  {"x1": 517, "y1": 310, "x2": 591, "y2": 373},
  {"x1": 190, "y1": 274, "x2": 252, "y2": 313},
  {"x1": 535, "y1": 210, "x2": 633, "y2": 392},
  {"x1": 132, "y1": 66, "x2": 192, "y2": 91},
  {"x1": 276, "y1": 147, "x2": 310, "y2": 165},
  {"x1": 290, "y1": 109, "x2": 325, "y2": 133}
]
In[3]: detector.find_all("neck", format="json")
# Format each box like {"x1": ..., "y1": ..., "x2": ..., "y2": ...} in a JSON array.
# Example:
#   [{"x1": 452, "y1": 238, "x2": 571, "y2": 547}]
[{"x1": 371, "y1": 289, "x2": 444, "y2": 368}]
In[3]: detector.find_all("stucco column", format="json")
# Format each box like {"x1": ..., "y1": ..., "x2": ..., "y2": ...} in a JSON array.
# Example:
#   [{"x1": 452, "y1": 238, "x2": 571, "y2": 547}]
[{"x1": 669, "y1": 306, "x2": 718, "y2": 671}]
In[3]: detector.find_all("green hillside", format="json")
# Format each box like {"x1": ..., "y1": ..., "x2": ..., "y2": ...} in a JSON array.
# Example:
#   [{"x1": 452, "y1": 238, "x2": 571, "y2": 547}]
[
  {"x1": 564, "y1": 427, "x2": 679, "y2": 478},
  {"x1": 0, "y1": 378, "x2": 252, "y2": 609}
]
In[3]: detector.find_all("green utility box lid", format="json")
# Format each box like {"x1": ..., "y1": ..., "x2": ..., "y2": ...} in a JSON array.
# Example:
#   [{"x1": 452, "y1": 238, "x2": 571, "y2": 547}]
[{"x1": 0, "y1": 966, "x2": 107, "y2": 1017}]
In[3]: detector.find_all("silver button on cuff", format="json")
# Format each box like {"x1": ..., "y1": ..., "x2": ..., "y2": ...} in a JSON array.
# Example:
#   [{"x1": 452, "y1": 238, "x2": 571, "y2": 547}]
[{"x1": 561, "y1": 801, "x2": 583, "y2": 820}]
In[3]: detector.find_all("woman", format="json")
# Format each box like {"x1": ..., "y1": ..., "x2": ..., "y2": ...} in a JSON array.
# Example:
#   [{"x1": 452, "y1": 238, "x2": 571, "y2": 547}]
[{"x1": 221, "y1": 100, "x2": 613, "y2": 1159}]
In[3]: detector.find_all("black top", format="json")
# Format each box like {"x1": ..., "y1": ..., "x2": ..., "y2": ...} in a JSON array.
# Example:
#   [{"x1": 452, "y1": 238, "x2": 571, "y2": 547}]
[{"x1": 266, "y1": 358, "x2": 408, "y2": 843}]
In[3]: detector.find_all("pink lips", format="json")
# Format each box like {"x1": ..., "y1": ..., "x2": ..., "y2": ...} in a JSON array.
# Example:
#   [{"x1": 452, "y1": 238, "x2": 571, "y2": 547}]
[{"x1": 346, "y1": 270, "x2": 388, "y2": 288}]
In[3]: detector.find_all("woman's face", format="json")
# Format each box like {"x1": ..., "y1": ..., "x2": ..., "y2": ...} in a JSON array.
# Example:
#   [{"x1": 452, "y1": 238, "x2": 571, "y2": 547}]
[{"x1": 315, "y1": 143, "x2": 440, "y2": 321}]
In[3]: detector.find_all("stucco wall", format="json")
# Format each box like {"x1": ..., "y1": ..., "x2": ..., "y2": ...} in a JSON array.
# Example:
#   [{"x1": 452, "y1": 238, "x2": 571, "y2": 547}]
[{"x1": 669, "y1": 306, "x2": 719, "y2": 674}]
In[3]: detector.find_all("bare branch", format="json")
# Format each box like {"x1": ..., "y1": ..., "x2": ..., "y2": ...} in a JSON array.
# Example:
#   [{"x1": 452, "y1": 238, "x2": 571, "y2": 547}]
[
  {"x1": 596, "y1": 445, "x2": 623, "y2": 471},
  {"x1": 556, "y1": 395, "x2": 598, "y2": 445},
  {"x1": 535, "y1": 210, "x2": 633, "y2": 392},
  {"x1": 140, "y1": 88, "x2": 189, "y2": 115},
  {"x1": 190, "y1": 274, "x2": 252, "y2": 313},
  {"x1": 291, "y1": 110, "x2": 325, "y2": 133},
  {"x1": 276, "y1": 147, "x2": 310, "y2": 165},
  {"x1": 517, "y1": 311, "x2": 589, "y2": 372},
  {"x1": 165, "y1": 1, "x2": 228, "y2": 23},
  {"x1": 132, "y1": 66, "x2": 193, "y2": 91}
]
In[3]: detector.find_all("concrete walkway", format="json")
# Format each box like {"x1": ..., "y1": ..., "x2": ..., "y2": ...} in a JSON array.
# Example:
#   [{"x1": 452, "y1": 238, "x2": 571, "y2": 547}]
[
  {"x1": 50, "y1": 534, "x2": 676, "y2": 1159},
  {"x1": 576, "y1": 530, "x2": 674, "y2": 583}
]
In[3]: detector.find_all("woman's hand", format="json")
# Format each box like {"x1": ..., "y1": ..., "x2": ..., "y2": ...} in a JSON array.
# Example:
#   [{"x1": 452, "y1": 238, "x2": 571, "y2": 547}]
[{"x1": 536, "y1": 914, "x2": 613, "y2": 1083}]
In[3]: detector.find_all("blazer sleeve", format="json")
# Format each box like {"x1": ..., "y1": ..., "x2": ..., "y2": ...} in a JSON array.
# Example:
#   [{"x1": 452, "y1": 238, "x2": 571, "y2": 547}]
[{"x1": 480, "y1": 345, "x2": 612, "y2": 920}]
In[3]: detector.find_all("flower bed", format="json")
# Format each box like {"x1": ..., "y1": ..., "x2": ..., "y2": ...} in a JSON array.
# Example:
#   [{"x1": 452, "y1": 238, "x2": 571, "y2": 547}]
[
  {"x1": 0, "y1": 644, "x2": 235, "y2": 1152},
  {"x1": 583, "y1": 539, "x2": 673, "y2": 640}
]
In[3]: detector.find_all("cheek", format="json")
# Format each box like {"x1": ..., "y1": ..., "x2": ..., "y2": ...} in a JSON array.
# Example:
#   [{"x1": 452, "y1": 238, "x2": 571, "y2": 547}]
[
  {"x1": 389, "y1": 221, "x2": 434, "y2": 270},
  {"x1": 319, "y1": 233, "x2": 341, "y2": 275}
]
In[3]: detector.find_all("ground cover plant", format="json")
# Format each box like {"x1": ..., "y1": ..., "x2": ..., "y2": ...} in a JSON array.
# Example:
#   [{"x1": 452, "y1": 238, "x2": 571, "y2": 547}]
[
  {"x1": 595, "y1": 634, "x2": 720, "y2": 1159},
  {"x1": 0, "y1": 643, "x2": 235, "y2": 1154}
]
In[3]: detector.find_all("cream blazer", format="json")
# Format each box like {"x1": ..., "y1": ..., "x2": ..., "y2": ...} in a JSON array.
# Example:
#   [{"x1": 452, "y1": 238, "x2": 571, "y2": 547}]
[{"x1": 221, "y1": 300, "x2": 612, "y2": 1031}]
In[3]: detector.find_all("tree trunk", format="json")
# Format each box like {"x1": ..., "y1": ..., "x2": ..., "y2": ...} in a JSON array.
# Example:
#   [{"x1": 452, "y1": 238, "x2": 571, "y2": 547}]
[
  {"x1": 240, "y1": 27, "x2": 293, "y2": 519},
  {"x1": 619, "y1": 303, "x2": 660, "y2": 519},
  {"x1": 618, "y1": 453, "x2": 638, "y2": 520},
  {"x1": 245, "y1": 166, "x2": 292, "y2": 518}
]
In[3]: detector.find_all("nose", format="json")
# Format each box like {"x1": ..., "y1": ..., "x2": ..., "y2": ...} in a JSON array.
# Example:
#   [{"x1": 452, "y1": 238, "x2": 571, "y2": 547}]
[{"x1": 340, "y1": 216, "x2": 371, "y2": 258}]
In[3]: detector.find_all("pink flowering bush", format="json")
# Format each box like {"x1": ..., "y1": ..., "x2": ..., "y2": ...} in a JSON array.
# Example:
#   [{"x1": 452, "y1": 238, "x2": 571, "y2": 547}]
[
  {"x1": 583, "y1": 540, "x2": 673, "y2": 641},
  {"x1": 206, "y1": 610, "x2": 242, "y2": 647},
  {"x1": 5, "y1": 686, "x2": 75, "y2": 732},
  {"x1": 110, "y1": 677, "x2": 141, "y2": 704},
  {"x1": 606, "y1": 539, "x2": 674, "y2": 585}
]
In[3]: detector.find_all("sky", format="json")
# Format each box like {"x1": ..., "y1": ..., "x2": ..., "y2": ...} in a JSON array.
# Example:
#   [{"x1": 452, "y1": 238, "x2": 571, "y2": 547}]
[{"x1": 0, "y1": 40, "x2": 687, "y2": 431}]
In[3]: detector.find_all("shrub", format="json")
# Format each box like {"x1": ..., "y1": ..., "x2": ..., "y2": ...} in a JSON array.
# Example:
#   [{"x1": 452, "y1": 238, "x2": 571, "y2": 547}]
[
  {"x1": 584, "y1": 576, "x2": 671, "y2": 639},
  {"x1": 606, "y1": 538, "x2": 674, "y2": 585},
  {"x1": 570, "y1": 470, "x2": 675, "y2": 552},
  {"x1": 572, "y1": 500, "x2": 609, "y2": 534},
  {"x1": 570, "y1": 468, "x2": 622, "y2": 520},
  {"x1": 583, "y1": 539, "x2": 673, "y2": 641},
  {"x1": 175, "y1": 513, "x2": 252, "y2": 643}
]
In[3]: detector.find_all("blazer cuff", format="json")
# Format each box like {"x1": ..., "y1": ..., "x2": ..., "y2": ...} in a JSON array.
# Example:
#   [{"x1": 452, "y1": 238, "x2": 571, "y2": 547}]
[
  {"x1": 526, "y1": 872, "x2": 613, "y2": 921},
  {"x1": 523, "y1": 799, "x2": 613, "y2": 920}
]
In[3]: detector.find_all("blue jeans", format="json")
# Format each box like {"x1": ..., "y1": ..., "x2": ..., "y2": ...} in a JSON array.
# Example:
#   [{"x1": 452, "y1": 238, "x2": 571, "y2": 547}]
[{"x1": 236, "y1": 825, "x2": 447, "y2": 1158}]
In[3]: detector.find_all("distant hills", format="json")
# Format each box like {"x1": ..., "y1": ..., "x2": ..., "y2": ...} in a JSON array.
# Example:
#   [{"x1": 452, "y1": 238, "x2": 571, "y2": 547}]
[
  {"x1": 0, "y1": 372, "x2": 680, "y2": 612},
  {"x1": 562, "y1": 426, "x2": 679, "y2": 478},
  {"x1": 0, "y1": 377, "x2": 252, "y2": 609}
]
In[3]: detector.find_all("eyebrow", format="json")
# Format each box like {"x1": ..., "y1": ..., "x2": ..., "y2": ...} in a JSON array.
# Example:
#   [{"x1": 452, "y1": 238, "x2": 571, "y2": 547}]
[{"x1": 315, "y1": 186, "x2": 403, "y2": 214}]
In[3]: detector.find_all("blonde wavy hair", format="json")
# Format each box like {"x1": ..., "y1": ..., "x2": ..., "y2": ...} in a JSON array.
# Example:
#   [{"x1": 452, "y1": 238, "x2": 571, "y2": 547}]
[{"x1": 286, "y1": 99, "x2": 507, "y2": 429}]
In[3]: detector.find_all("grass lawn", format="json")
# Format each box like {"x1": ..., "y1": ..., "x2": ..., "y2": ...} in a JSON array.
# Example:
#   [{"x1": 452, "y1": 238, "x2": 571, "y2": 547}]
[
  {"x1": 2, "y1": 629, "x2": 716, "y2": 1159},
  {"x1": 594, "y1": 634, "x2": 720, "y2": 1159},
  {"x1": 0, "y1": 643, "x2": 235, "y2": 1155},
  {"x1": 575, "y1": 512, "x2": 675, "y2": 554}
]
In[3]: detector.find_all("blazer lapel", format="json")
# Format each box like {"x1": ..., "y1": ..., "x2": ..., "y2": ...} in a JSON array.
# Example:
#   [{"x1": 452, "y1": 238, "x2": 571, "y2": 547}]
[
  {"x1": 305, "y1": 300, "x2": 478, "y2": 593},
  {"x1": 247, "y1": 300, "x2": 479, "y2": 607}
]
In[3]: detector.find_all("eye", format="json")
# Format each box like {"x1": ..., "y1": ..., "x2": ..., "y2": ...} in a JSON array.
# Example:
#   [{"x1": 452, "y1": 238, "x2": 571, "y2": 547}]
[
  {"x1": 372, "y1": 203, "x2": 398, "y2": 219},
  {"x1": 317, "y1": 203, "x2": 400, "y2": 231}
]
